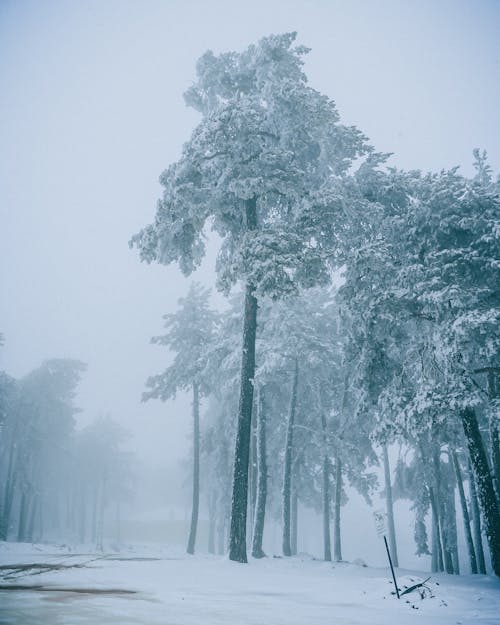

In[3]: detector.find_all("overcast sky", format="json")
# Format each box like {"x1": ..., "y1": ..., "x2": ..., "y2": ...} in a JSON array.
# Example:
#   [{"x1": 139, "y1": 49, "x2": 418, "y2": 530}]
[{"x1": 1, "y1": 0, "x2": 499, "y2": 467}]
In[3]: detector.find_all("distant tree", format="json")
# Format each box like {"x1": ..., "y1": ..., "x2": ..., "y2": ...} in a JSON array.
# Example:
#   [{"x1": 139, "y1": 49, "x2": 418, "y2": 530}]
[{"x1": 143, "y1": 282, "x2": 217, "y2": 554}]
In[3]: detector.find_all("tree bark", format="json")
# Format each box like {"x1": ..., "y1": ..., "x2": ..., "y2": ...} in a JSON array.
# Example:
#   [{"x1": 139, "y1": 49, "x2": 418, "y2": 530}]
[
  {"x1": 487, "y1": 370, "x2": 500, "y2": 504},
  {"x1": 320, "y1": 411, "x2": 331, "y2": 561},
  {"x1": 252, "y1": 386, "x2": 267, "y2": 558},
  {"x1": 229, "y1": 196, "x2": 258, "y2": 564},
  {"x1": 462, "y1": 406, "x2": 500, "y2": 576},
  {"x1": 451, "y1": 449, "x2": 477, "y2": 573},
  {"x1": 291, "y1": 490, "x2": 298, "y2": 556},
  {"x1": 468, "y1": 459, "x2": 487, "y2": 574},
  {"x1": 382, "y1": 444, "x2": 399, "y2": 567},
  {"x1": 334, "y1": 457, "x2": 343, "y2": 562},
  {"x1": 323, "y1": 454, "x2": 332, "y2": 561},
  {"x1": 187, "y1": 382, "x2": 200, "y2": 555},
  {"x1": 432, "y1": 446, "x2": 454, "y2": 574},
  {"x1": 0, "y1": 441, "x2": 17, "y2": 540},
  {"x1": 17, "y1": 489, "x2": 29, "y2": 542},
  {"x1": 282, "y1": 358, "x2": 299, "y2": 557}
]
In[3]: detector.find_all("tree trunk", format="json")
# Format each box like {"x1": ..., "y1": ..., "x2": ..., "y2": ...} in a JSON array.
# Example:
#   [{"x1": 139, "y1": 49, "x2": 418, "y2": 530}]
[
  {"x1": 468, "y1": 460, "x2": 487, "y2": 574},
  {"x1": 247, "y1": 403, "x2": 258, "y2": 548},
  {"x1": 282, "y1": 358, "x2": 299, "y2": 557},
  {"x1": 432, "y1": 446, "x2": 454, "y2": 574},
  {"x1": 382, "y1": 444, "x2": 399, "y2": 567},
  {"x1": 451, "y1": 449, "x2": 477, "y2": 573},
  {"x1": 429, "y1": 487, "x2": 444, "y2": 572},
  {"x1": 229, "y1": 196, "x2": 258, "y2": 564},
  {"x1": 462, "y1": 406, "x2": 500, "y2": 576},
  {"x1": 0, "y1": 442, "x2": 17, "y2": 540},
  {"x1": 252, "y1": 386, "x2": 267, "y2": 558},
  {"x1": 291, "y1": 490, "x2": 298, "y2": 556},
  {"x1": 17, "y1": 489, "x2": 29, "y2": 542},
  {"x1": 26, "y1": 494, "x2": 38, "y2": 543},
  {"x1": 320, "y1": 411, "x2": 331, "y2": 561},
  {"x1": 208, "y1": 491, "x2": 216, "y2": 554},
  {"x1": 487, "y1": 370, "x2": 500, "y2": 504},
  {"x1": 334, "y1": 457, "x2": 343, "y2": 562},
  {"x1": 323, "y1": 454, "x2": 332, "y2": 561},
  {"x1": 187, "y1": 382, "x2": 200, "y2": 555}
]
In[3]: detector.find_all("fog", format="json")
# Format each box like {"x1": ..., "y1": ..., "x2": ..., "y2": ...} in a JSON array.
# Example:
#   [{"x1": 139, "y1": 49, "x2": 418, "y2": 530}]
[{"x1": 1, "y1": 0, "x2": 499, "y2": 575}]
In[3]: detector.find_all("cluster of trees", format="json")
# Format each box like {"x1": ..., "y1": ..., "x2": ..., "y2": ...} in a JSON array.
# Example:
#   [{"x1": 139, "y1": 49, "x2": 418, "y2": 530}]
[
  {"x1": 132, "y1": 33, "x2": 499, "y2": 574},
  {"x1": 0, "y1": 354, "x2": 132, "y2": 547}
]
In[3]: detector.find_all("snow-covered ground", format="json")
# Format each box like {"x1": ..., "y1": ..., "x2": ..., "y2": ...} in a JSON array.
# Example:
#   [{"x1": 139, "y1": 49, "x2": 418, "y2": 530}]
[{"x1": 1, "y1": 543, "x2": 499, "y2": 625}]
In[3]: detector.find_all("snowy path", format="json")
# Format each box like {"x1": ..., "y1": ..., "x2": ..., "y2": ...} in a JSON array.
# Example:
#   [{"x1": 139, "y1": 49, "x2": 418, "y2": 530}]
[{"x1": 0, "y1": 544, "x2": 499, "y2": 625}]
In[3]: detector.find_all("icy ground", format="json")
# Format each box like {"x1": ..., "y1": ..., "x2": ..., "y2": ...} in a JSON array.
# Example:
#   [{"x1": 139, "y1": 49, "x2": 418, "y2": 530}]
[{"x1": 1, "y1": 543, "x2": 499, "y2": 625}]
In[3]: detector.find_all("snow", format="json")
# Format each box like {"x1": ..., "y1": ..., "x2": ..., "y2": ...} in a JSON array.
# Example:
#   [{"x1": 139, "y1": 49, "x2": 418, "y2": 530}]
[{"x1": 1, "y1": 543, "x2": 499, "y2": 624}]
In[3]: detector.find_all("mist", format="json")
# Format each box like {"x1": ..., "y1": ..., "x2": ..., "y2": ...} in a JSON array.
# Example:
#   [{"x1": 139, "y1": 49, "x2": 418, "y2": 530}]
[{"x1": 1, "y1": 2, "x2": 499, "y2": 624}]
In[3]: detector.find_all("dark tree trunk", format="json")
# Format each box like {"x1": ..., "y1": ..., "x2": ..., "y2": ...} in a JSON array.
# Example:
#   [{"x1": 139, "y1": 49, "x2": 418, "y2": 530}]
[
  {"x1": 382, "y1": 444, "x2": 399, "y2": 567},
  {"x1": 445, "y1": 475, "x2": 460, "y2": 574},
  {"x1": 320, "y1": 412, "x2": 331, "y2": 561},
  {"x1": 17, "y1": 490, "x2": 29, "y2": 542},
  {"x1": 282, "y1": 358, "x2": 299, "y2": 557},
  {"x1": 468, "y1": 460, "x2": 487, "y2": 574},
  {"x1": 208, "y1": 491, "x2": 216, "y2": 554},
  {"x1": 487, "y1": 370, "x2": 500, "y2": 503},
  {"x1": 252, "y1": 386, "x2": 267, "y2": 559},
  {"x1": 26, "y1": 494, "x2": 38, "y2": 543},
  {"x1": 462, "y1": 407, "x2": 500, "y2": 576},
  {"x1": 291, "y1": 490, "x2": 298, "y2": 556},
  {"x1": 432, "y1": 446, "x2": 454, "y2": 574},
  {"x1": 322, "y1": 455, "x2": 332, "y2": 562},
  {"x1": 0, "y1": 442, "x2": 17, "y2": 540},
  {"x1": 334, "y1": 457, "x2": 343, "y2": 562},
  {"x1": 429, "y1": 487, "x2": 444, "y2": 572},
  {"x1": 419, "y1": 441, "x2": 444, "y2": 572},
  {"x1": 229, "y1": 196, "x2": 258, "y2": 564},
  {"x1": 187, "y1": 382, "x2": 200, "y2": 555},
  {"x1": 248, "y1": 403, "x2": 258, "y2": 546},
  {"x1": 452, "y1": 449, "x2": 477, "y2": 573}
]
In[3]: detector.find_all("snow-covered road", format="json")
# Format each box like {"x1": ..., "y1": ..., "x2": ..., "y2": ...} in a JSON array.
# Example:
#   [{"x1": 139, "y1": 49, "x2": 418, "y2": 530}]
[{"x1": 1, "y1": 544, "x2": 499, "y2": 625}]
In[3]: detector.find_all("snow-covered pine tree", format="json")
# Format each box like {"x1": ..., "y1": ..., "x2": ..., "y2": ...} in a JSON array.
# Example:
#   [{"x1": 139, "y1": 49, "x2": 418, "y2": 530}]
[
  {"x1": 142, "y1": 282, "x2": 218, "y2": 555},
  {"x1": 130, "y1": 32, "x2": 369, "y2": 562}
]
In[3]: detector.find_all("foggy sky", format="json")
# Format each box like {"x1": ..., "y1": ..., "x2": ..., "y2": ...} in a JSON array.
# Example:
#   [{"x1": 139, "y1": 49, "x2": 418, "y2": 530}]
[{"x1": 1, "y1": 0, "x2": 499, "y2": 468}]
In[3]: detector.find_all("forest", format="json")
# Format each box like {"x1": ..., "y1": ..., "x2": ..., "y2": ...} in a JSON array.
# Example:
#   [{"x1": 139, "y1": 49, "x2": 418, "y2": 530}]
[
  {"x1": 1, "y1": 33, "x2": 498, "y2": 582},
  {"x1": 1, "y1": 20, "x2": 500, "y2": 625}
]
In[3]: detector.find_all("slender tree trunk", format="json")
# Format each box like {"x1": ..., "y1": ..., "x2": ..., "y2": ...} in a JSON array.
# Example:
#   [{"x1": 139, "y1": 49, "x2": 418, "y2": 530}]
[
  {"x1": 247, "y1": 403, "x2": 258, "y2": 549},
  {"x1": 432, "y1": 447, "x2": 454, "y2": 574},
  {"x1": 430, "y1": 487, "x2": 444, "y2": 572},
  {"x1": 252, "y1": 386, "x2": 267, "y2": 558},
  {"x1": 462, "y1": 407, "x2": 500, "y2": 576},
  {"x1": 382, "y1": 444, "x2": 399, "y2": 567},
  {"x1": 187, "y1": 382, "x2": 200, "y2": 555},
  {"x1": 446, "y1": 479, "x2": 460, "y2": 574},
  {"x1": 334, "y1": 457, "x2": 343, "y2": 562},
  {"x1": 229, "y1": 196, "x2": 258, "y2": 564},
  {"x1": 452, "y1": 450, "x2": 477, "y2": 573},
  {"x1": 487, "y1": 371, "x2": 500, "y2": 504},
  {"x1": 291, "y1": 490, "x2": 298, "y2": 556},
  {"x1": 323, "y1": 454, "x2": 332, "y2": 561},
  {"x1": 431, "y1": 511, "x2": 439, "y2": 573},
  {"x1": 26, "y1": 494, "x2": 38, "y2": 543},
  {"x1": 96, "y1": 477, "x2": 106, "y2": 551},
  {"x1": 468, "y1": 459, "x2": 487, "y2": 574},
  {"x1": 0, "y1": 442, "x2": 17, "y2": 540},
  {"x1": 419, "y1": 440, "x2": 444, "y2": 572},
  {"x1": 78, "y1": 488, "x2": 86, "y2": 544},
  {"x1": 208, "y1": 491, "x2": 216, "y2": 554},
  {"x1": 17, "y1": 489, "x2": 29, "y2": 542},
  {"x1": 282, "y1": 358, "x2": 299, "y2": 557},
  {"x1": 319, "y1": 411, "x2": 331, "y2": 561}
]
